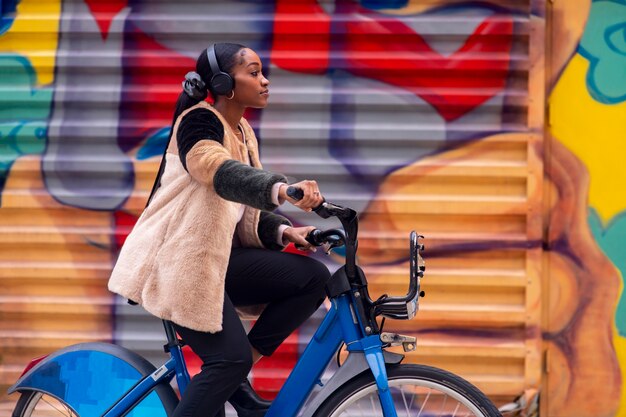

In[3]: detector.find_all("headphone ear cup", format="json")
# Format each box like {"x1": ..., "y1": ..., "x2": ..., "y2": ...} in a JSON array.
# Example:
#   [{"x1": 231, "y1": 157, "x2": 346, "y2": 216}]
[
  {"x1": 210, "y1": 72, "x2": 234, "y2": 96},
  {"x1": 207, "y1": 44, "x2": 235, "y2": 96}
]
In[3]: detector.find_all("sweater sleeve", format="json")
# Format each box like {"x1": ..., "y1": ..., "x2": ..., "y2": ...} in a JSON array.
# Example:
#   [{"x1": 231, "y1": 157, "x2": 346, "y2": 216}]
[
  {"x1": 258, "y1": 211, "x2": 292, "y2": 250},
  {"x1": 214, "y1": 161, "x2": 287, "y2": 211},
  {"x1": 179, "y1": 108, "x2": 288, "y2": 210}
]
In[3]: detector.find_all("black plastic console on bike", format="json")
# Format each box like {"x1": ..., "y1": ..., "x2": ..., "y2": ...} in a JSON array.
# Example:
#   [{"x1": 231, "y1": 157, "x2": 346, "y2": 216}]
[{"x1": 370, "y1": 231, "x2": 424, "y2": 321}]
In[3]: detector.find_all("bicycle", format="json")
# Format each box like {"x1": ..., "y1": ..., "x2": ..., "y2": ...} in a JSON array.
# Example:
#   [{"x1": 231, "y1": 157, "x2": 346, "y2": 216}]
[{"x1": 8, "y1": 189, "x2": 502, "y2": 417}]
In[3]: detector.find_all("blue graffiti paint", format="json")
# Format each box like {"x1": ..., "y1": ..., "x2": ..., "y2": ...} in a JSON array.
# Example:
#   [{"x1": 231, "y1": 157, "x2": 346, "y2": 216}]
[
  {"x1": 360, "y1": 0, "x2": 408, "y2": 10},
  {"x1": 136, "y1": 127, "x2": 170, "y2": 160},
  {"x1": 589, "y1": 208, "x2": 626, "y2": 337},
  {"x1": 578, "y1": 0, "x2": 626, "y2": 104},
  {"x1": 0, "y1": 0, "x2": 19, "y2": 35}
]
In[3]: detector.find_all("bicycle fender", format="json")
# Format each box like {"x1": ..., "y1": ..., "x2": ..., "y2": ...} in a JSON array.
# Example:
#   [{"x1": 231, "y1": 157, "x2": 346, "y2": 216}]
[
  {"x1": 300, "y1": 350, "x2": 403, "y2": 417},
  {"x1": 8, "y1": 342, "x2": 178, "y2": 417}
]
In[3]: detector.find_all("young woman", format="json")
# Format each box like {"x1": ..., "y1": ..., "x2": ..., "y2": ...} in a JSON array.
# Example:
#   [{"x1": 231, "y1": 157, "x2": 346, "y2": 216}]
[{"x1": 108, "y1": 43, "x2": 330, "y2": 417}]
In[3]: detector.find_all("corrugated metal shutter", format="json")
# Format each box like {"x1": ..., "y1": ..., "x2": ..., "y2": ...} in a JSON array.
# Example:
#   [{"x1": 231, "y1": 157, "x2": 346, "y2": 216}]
[{"x1": 0, "y1": 0, "x2": 544, "y2": 413}]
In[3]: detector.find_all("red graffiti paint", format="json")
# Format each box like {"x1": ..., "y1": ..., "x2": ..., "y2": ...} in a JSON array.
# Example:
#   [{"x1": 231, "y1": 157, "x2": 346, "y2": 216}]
[
  {"x1": 120, "y1": 25, "x2": 196, "y2": 151},
  {"x1": 273, "y1": 0, "x2": 513, "y2": 121},
  {"x1": 273, "y1": 0, "x2": 331, "y2": 74},
  {"x1": 84, "y1": 0, "x2": 128, "y2": 40},
  {"x1": 252, "y1": 333, "x2": 301, "y2": 399},
  {"x1": 113, "y1": 210, "x2": 137, "y2": 250},
  {"x1": 182, "y1": 345, "x2": 203, "y2": 379}
]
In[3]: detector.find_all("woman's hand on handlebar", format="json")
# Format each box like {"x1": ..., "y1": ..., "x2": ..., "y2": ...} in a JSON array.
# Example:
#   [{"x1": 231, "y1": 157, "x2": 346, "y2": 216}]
[
  {"x1": 279, "y1": 180, "x2": 324, "y2": 212},
  {"x1": 283, "y1": 226, "x2": 318, "y2": 252}
]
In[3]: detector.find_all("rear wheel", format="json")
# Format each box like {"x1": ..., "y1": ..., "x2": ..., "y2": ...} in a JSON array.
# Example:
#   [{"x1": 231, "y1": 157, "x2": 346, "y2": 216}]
[
  {"x1": 12, "y1": 387, "x2": 175, "y2": 417},
  {"x1": 12, "y1": 391, "x2": 78, "y2": 417},
  {"x1": 313, "y1": 364, "x2": 502, "y2": 417}
]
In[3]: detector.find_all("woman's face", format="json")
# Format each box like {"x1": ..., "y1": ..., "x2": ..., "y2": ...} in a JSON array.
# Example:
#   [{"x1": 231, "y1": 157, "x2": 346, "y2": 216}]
[{"x1": 229, "y1": 48, "x2": 270, "y2": 108}]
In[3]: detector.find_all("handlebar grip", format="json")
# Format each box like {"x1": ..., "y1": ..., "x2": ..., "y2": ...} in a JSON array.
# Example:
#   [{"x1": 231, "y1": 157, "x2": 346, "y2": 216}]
[
  {"x1": 286, "y1": 186, "x2": 304, "y2": 201},
  {"x1": 305, "y1": 229, "x2": 324, "y2": 246},
  {"x1": 288, "y1": 186, "x2": 348, "y2": 220},
  {"x1": 286, "y1": 186, "x2": 330, "y2": 218}
]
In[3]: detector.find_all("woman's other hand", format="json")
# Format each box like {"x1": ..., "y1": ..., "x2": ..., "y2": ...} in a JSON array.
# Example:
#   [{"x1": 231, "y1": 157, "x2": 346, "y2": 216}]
[
  {"x1": 282, "y1": 226, "x2": 317, "y2": 252},
  {"x1": 279, "y1": 181, "x2": 324, "y2": 211}
]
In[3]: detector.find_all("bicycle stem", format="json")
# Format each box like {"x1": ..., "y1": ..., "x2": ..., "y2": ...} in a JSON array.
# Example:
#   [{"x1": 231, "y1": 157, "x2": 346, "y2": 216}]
[{"x1": 332, "y1": 206, "x2": 359, "y2": 280}]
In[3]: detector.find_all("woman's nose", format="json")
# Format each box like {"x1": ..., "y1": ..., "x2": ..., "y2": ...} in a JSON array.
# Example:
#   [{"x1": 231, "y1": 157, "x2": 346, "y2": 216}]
[{"x1": 261, "y1": 75, "x2": 269, "y2": 86}]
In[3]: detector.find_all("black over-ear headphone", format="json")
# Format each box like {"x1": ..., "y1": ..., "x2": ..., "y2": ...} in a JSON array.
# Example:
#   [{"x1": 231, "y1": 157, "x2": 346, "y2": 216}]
[{"x1": 207, "y1": 44, "x2": 234, "y2": 96}]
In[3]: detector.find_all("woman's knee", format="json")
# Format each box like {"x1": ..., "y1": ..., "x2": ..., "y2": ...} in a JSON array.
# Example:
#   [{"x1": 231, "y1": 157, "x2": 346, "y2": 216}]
[
  {"x1": 226, "y1": 353, "x2": 253, "y2": 380},
  {"x1": 302, "y1": 257, "x2": 331, "y2": 293},
  {"x1": 226, "y1": 342, "x2": 254, "y2": 373}
]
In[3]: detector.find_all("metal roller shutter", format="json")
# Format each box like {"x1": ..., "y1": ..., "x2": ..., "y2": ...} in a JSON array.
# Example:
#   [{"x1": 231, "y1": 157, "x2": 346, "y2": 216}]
[{"x1": 0, "y1": 0, "x2": 545, "y2": 413}]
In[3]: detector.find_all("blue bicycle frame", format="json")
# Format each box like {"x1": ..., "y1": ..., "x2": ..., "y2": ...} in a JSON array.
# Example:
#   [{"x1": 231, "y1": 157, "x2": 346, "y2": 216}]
[
  {"x1": 266, "y1": 292, "x2": 398, "y2": 417},
  {"x1": 100, "y1": 292, "x2": 398, "y2": 417}
]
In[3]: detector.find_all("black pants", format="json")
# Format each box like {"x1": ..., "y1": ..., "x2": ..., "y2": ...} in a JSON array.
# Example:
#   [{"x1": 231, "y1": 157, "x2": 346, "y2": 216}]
[{"x1": 172, "y1": 248, "x2": 330, "y2": 417}]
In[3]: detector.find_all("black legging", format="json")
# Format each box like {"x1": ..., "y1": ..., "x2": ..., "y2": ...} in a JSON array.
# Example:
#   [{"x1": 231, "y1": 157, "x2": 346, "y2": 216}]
[{"x1": 172, "y1": 248, "x2": 330, "y2": 417}]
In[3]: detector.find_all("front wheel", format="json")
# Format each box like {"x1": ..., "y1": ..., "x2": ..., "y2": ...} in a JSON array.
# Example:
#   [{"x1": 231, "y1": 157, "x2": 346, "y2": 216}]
[{"x1": 313, "y1": 364, "x2": 502, "y2": 417}]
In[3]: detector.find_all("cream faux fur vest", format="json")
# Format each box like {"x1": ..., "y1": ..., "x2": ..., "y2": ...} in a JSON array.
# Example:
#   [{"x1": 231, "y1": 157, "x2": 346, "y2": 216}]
[{"x1": 108, "y1": 102, "x2": 266, "y2": 332}]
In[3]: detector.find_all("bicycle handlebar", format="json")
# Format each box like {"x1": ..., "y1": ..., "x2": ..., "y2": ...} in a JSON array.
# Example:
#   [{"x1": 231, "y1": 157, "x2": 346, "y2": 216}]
[{"x1": 286, "y1": 185, "x2": 359, "y2": 278}]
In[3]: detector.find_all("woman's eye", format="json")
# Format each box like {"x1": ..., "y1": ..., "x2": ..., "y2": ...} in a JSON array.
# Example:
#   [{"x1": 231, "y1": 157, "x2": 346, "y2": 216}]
[{"x1": 251, "y1": 71, "x2": 258, "y2": 77}]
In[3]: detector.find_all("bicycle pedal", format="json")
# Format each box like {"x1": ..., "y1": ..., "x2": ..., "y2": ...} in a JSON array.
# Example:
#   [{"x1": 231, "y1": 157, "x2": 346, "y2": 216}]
[{"x1": 380, "y1": 332, "x2": 417, "y2": 352}]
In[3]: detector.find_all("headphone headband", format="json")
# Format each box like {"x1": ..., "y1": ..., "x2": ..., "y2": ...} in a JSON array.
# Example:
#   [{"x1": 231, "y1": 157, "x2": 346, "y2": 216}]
[{"x1": 207, "y1": 44, "x2": 234, "y2": 96}]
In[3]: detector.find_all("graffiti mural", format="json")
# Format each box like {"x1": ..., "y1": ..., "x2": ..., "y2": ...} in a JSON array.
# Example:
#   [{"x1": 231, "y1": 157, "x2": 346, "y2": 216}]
[
  {"x1": 548, "y1": 0, "x2": 626, "y2": 415},
  {"x1": 0, "y1": 5, "x2": 116, "y2": 413},
  {"x1": 0, "y1": 0, "x2": 624, "y2": 416},
  {"x1": 0, "y1": 0, "x2": 54, "y2": 202}
]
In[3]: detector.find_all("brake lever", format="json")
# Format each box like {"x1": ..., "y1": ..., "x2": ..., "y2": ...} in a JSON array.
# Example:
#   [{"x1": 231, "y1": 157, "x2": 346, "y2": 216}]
[{"x1": 324, "y1": 236, "x2": 344, "y2": 255}]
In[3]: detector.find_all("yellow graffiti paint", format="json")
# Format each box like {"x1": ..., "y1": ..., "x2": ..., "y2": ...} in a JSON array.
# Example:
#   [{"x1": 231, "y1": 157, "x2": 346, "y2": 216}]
[
  {"x1": 551, "y1": 52, "x2": 626, "y2": 416},
  {"x1": 0, "y1": 0, "x2": 61, "y2": 86},
  {"x1": 550, "y1": 53, "x2": 626, "y2": 224}
]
